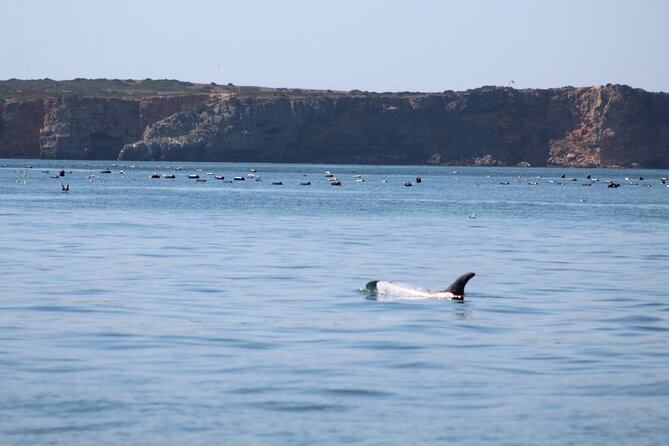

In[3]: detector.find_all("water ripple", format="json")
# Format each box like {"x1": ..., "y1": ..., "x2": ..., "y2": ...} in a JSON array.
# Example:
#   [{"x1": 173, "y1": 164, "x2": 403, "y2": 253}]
[{"x1": 2, "y1": 161, "x2": 669, "y2": 445}]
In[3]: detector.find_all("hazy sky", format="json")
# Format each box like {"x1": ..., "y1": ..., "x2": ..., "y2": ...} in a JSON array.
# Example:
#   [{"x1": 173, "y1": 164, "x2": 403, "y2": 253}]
[{"x1": 2, "y1": 0, "x2": 668, "y2": 92}]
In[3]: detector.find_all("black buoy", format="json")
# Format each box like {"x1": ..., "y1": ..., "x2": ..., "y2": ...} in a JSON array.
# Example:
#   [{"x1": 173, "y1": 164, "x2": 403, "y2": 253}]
[
  {"x1": 416, "y1": 177, "x2": 422, "y2": 183},
  {"x1": 59, "y1": 169, "x2": 65, "y2": 177}
]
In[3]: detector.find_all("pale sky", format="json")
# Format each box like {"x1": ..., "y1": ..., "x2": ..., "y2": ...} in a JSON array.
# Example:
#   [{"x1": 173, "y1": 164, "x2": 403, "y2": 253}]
[{"x1": 1, "y1": 0, "x2": 668, "y2": 92}]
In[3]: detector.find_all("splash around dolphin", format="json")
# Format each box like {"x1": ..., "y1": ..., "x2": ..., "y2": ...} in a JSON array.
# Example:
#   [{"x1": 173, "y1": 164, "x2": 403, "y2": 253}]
[{"x1": 365, "y1": 272, "x2": 475, "y2": 301}]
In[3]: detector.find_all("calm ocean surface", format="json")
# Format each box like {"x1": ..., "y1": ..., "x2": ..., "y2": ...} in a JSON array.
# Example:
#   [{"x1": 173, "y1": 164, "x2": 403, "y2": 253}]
[{"x1": 1, "y1": 159, "x2": 668, "y2": 445}]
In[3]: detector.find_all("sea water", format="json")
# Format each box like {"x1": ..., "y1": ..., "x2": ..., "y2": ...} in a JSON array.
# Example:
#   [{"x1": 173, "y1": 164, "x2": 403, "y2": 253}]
[{"x1": 1, "y1": 160, "x2": 668, "y2": 445}]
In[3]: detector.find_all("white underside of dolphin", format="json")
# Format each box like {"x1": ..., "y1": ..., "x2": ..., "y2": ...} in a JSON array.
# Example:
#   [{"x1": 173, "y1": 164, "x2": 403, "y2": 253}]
[{"x1": 365, "y1": 272, "x2": 475, "y2": 301}]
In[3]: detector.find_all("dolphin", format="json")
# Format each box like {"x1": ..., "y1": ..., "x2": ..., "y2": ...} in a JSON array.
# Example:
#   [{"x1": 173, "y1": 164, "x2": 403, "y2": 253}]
[{"x1": 365, "y1": 272, "x2": 475, "y2": 300}]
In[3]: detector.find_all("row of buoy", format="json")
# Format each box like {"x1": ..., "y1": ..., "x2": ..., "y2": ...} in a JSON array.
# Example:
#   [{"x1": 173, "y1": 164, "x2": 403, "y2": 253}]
[
  {"x1": 498, "y1": 175, "x2": 667, "y2": 188},
  {"x1": 14, "y1": 165, "x2": 669, "y2": 192},
  {"x1": 145, "y1": 172, "x2": 243, "y2": 181},
  {"x1": 324, "y1": 171, "x2": 341, "y2": 186},
  {"x1": 123, "y1": 168, "x2": 428, "y2": 188},
  {"x1": 149, "y1": 173, "x2": 176, "y2": 179}
]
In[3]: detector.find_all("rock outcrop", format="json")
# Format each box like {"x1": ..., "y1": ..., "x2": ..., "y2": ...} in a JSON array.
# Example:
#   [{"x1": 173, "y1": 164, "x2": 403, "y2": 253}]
[
  {"x1": 0, "y1": 99, "x2": 45, "y2": 158},
  {"x1": 546, "y1": 85, "x2": 669, "y2": 167},
  {"x1": 1, "y1": 81, "x2": 668, "y2": 168},
  {"x1": 37, "y1": 95, "x2": 209, "y2": 160}
]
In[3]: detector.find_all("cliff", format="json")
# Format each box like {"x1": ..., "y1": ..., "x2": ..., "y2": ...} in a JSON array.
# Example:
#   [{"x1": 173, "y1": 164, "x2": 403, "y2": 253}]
[
  {"x1": 0, "y1": 99, "x2": 44, "y2": 158},
  {"x1": 38, "y1": 95, "x2": 209, "y2": 159},
  {"x1": 1, "y1": 79, "x2": 668, "y2": 168}
]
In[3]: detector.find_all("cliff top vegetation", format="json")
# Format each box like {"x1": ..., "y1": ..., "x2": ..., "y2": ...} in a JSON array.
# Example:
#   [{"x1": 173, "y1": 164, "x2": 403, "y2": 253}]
[
  {"x1": 0, "y1": 78, "x2": 477, "y2": 102},
  {"x1": 0, "y1": 78, "x2": 362, "y2": 101}
]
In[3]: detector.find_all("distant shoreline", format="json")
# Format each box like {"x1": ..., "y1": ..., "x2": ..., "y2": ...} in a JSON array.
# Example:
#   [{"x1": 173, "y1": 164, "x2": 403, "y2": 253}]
[{"x1": 2, "y1": 79, "x2": 669, "y2": 168}]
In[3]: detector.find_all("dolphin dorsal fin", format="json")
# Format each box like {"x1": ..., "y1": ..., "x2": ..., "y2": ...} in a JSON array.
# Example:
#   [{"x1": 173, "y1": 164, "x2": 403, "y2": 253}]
[
  {"x1": 445, "y1": 272, "x2": 475, "y2": 296},
  {"x1": 365, "y1": 280, "x2": 379, "y2": 292}
]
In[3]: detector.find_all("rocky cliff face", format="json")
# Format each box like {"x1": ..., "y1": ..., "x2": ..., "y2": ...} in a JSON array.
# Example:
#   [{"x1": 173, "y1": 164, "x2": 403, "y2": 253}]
[
  {"x1": 0, "y1": 99, "x2": 45, "y2": 158},
  {"x1": 119, "y1": 90, "x2": 572, "y2": 165},
  {"x1": 1, "y1": 84, "x2": 668, "y2": 167},
  {"x1": 118, "y1": 85, "x2": 669, "y2": 168},
  {"x1": 38, "y1": 95, "x2": 209, "y2": 159},
  {"x1": 39, "y1": 96, "x2": 143, "y2": 159},
  {"x1": 546, "y1": 85, "x2": 669, "y2": 167}
]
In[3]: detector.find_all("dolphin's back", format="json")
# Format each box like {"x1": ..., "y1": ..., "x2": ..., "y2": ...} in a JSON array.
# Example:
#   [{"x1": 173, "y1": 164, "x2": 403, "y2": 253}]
[
  {"x1": 369, "y1": 281, "x2": 435, "y2": 299},
  {"x1": 365, "y1": 272, "x2": 476, "y2": 300}
]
